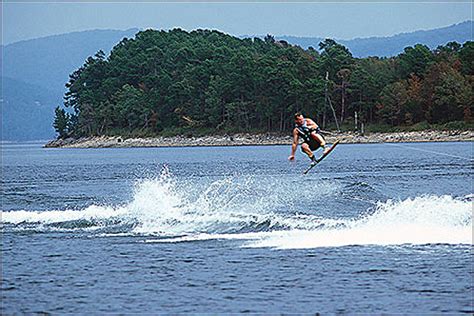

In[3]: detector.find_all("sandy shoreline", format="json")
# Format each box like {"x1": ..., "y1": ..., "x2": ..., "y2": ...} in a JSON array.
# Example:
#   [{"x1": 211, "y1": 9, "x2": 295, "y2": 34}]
[{"x1": 44, "y1": 130, "x2": 473, "y2": 148}]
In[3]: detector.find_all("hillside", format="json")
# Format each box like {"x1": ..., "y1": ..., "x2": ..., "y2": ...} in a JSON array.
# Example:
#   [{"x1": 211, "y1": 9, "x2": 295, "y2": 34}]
[
  {"x1": 2, "y1": 29, "x2": 138, "y2": 140},
  {"x1": 2, "y1": 28, "x2": 139, "y2": 93},
  {"x1": 54, "y1": 29, "x2": 472, "y2": 139},
  {"x1": 1, "y1": 77, "x2": 61, "y2": 140}
]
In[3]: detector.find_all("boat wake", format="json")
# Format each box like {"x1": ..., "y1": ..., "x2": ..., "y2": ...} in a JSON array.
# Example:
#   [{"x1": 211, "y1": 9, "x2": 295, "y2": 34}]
[{"x1": 2, "y1": 169, "x2": 472, "y2": 248}]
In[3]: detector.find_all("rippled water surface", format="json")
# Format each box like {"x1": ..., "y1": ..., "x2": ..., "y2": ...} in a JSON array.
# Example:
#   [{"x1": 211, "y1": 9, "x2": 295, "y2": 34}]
[{"x1": 2, "y1": 141, "x2": 473, "y2": 313}]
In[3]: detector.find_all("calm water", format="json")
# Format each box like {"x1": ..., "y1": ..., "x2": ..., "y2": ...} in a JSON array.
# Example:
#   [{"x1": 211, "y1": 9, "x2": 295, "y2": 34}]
[{"x1": 1, "y1": 141, "x2": 473, "y2": 313}]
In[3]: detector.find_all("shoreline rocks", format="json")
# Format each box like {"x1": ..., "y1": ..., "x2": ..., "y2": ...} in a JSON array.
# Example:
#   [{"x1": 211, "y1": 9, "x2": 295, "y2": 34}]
[{"x1": 44, "y1": 130, "x2": 474, "y2": 148}]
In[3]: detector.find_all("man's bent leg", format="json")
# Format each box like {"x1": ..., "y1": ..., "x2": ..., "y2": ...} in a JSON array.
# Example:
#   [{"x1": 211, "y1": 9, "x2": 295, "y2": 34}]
[
  {"x1": 301, "y1": 143, "x2": 316, "y2": 163},
  {"x1": 311, "y1": 133, "x2": 329, "y2": 154}
]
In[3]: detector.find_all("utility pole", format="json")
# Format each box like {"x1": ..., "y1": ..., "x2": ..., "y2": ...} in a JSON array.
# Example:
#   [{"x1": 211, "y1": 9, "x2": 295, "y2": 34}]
[
  {"x1": 355, "y1": 111, "x2": 358, "y2": 132},
  {"x1": 325, "y1": 71, "x2": 340, "y2": 131}
]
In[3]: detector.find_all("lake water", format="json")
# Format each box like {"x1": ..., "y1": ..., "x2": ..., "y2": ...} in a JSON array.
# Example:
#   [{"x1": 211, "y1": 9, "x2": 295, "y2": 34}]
[{"x1": 1, "y1": 141, "x2": 473, "y2": 313}]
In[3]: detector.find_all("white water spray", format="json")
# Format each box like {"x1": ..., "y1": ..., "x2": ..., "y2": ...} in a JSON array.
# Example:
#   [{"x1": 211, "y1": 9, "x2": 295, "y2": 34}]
[{"x1": 2, "y1": 171, "x2": 472, "y2": 248}]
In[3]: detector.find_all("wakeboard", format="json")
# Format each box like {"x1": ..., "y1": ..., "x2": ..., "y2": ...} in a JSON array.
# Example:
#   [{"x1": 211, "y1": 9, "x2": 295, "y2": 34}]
[{"x1": 303, "y1": 140, "x2": 340, "y2": 175}]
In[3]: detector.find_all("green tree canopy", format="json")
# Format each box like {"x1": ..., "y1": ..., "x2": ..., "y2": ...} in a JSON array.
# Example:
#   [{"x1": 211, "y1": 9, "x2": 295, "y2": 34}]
[{"x1": 57, "y1": 29, "x2": 472, "y2": 139}]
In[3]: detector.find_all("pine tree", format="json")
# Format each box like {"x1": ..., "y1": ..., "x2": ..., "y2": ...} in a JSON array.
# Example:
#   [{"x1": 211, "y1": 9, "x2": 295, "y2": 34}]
[{"x1": 53, "y1": 107, "x2": 70, "y2": 139}]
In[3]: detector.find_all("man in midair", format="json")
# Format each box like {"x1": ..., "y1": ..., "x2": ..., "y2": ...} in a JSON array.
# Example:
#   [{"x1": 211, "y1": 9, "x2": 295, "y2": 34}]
[{"x1": 288, "y1": 112, "x2": 330, "y2": 164}]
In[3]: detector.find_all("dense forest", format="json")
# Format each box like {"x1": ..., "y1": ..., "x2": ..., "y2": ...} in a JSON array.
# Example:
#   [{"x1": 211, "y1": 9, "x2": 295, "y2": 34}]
[{"x1": 53, "y1": 29, "x2": 473, "y2": 138}]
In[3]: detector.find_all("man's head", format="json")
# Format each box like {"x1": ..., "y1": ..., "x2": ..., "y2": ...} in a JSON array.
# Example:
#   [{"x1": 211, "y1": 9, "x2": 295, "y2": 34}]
[{"x1": 294, "y1": 112, "x2": 304, "y2": 126}]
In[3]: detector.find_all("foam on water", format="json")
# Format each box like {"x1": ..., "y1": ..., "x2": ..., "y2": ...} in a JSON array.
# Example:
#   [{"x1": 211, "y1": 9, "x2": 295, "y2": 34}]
[
  {"x1": 0, "y1": 205, "x2": 126, "y2": 226},
  {"x1": 146, "y1": 195, "x2": 472, "y2": 248},
  {"x1": 2, "y1": 169, "x2": 337, "y2": 235},
  {"x1": 2, "y1": 170, "x2": 472, "y2": 248},
  {"x1": 244, "y1": 195, "x2": 473, "y2": 248}
]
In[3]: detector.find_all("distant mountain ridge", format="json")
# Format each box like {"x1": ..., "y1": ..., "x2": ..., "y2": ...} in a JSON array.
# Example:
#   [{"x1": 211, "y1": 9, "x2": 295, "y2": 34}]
[
  {"x1": 2, "y1": 28, "x2": 139, "y2": 93},
  {"x1": 276, "y1": 21, "x2": 472, "y2": 57}
]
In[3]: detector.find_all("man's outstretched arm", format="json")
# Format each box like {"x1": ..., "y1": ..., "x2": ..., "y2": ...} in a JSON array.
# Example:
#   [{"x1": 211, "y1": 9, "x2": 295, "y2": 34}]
[{"x1": 288, "y1": 129, "x2": 299, "y2": 160}]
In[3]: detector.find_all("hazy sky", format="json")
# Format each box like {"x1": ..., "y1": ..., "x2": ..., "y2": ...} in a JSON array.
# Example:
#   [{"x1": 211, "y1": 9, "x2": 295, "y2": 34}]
[{"x1": 3, "y1": 1, "x2": 473, "y2": 45}]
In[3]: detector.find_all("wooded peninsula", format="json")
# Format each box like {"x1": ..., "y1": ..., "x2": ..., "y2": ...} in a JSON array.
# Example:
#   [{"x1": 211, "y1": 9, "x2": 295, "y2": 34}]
[{"x1": 53, "y1": 29, "x2": 473, "y2": 139}]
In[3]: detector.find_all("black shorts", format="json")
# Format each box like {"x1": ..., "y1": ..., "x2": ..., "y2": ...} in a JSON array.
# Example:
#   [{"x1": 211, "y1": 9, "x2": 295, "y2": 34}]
[{"x1": 302, "y1": 138, "x2": 321, "y2": 151}]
